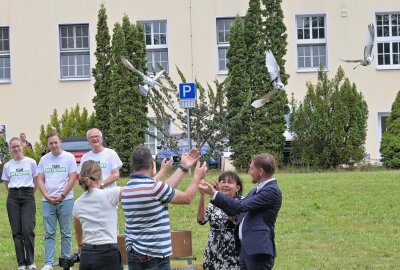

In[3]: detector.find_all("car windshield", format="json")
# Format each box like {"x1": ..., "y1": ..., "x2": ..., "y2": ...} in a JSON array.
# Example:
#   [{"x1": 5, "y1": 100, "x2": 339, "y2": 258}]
[{"x1": 61, "y1": 141, "x2": 91, "y2": 151}]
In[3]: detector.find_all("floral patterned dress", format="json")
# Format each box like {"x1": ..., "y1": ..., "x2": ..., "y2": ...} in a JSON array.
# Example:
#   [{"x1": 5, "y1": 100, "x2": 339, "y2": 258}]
[{"x1": 198, "y1": 203, "x2": 240, "y2": 270}]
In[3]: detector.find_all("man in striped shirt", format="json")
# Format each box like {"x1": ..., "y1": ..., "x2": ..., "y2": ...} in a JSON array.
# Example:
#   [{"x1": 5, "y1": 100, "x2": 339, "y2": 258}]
[{"x1": 122, "y1": 145, "x2": 207, "y2": 270}]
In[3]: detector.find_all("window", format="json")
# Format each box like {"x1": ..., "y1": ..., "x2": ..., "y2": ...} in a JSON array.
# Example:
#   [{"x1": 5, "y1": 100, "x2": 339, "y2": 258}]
[
  {"x1": 144, "y1": 121, "x2": 164, "y2": 155},
  {"x1": 378, "y1": 112, "x2": 390, "y2": 159},
  {"x1": 142, "y1": 21, "x2": 168, "y2": 74},
  {"x1": 296, "y1": 15, "x2": 327, "y2": 71},
  {"x1": 376, "y1": 13, "x2": 400, "y2": 69},
  {"x1": 0, "y1": 27, "x2": 11, "y2": 82},
  {"x1": 59, "y1": 24, "x2": 90, "y2": 79},
  {"x1": 216, "y1": 18, "x2": 234, "y2": 73}
]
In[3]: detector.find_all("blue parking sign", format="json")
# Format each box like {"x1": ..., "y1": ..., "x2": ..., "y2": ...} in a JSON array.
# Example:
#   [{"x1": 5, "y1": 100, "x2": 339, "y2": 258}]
[{"x1": 179, "y1": 83, "x2": 196, "y2": 100}]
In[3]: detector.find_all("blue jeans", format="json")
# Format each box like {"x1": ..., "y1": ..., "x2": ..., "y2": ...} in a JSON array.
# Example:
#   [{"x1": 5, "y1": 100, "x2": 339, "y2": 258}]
[
  {"x1": 42, "y1": 199, "x2": 73, "y2": 265},
  {"x1": 127, "y1": 247, "x2": 170, "y2": 270}
]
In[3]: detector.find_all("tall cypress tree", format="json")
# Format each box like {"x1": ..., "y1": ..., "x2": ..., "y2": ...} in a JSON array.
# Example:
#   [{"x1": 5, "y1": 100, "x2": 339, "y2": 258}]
[
  {"x1": 92, "y1": 4, "x2": 111, "y2": 141},
  {"x1": 258, "y1": 0, "x2": 290, "y2": 163},
  {"x1": 109, "y1": 21, "x2": 147, "y2": 175},
  {"x1": 380, "y1": 90, "x2": 400, "y2": 168},
  {"x1": 226, "y1": 17, "x2": 252, "y2": 171}
]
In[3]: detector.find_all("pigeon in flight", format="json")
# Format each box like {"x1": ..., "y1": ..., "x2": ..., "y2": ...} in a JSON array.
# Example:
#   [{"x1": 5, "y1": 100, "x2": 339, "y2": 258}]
[
  {"x1": 341, "y1": 23, "x2": 375, "y2": 69},
  {"x1": 120, "y1": 56, "x2": 174, "y2": 96},
  {"x1": 251, "y1": 50, "x2": 285, "y2": 108}
]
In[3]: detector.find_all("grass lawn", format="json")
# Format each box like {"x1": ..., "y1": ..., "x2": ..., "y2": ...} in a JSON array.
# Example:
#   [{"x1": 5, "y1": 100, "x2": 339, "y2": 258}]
[{"x1": 0, "y1": 170, "x2": 399, "y2": 269}]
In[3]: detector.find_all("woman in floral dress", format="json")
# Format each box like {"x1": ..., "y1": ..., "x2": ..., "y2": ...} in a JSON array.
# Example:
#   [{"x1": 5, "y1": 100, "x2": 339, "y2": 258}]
[{"x1": 197, "y1": 171, "x2": 243, "y2": 270}]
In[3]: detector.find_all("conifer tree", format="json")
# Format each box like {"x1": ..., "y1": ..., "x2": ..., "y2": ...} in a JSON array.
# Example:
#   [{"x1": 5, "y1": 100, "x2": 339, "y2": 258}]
[
  {"x1": 380, "y1": 90, "x2": 400, "y2": 168},
  {"x1": 109, "y1": 21, "x2": 147, "y2": 175},
  {"x1": 225, "y1": 17, "x2": 252, "y2": 171},
  {"x1": 290, "y1": 66, "x2": 368, "y2": 168},
  {"x1": 226, "y1": 0, "x2": 289, "y2": 170},
  {"x1": 92, "y1": 4, "x2": 112, "y2": 141}
]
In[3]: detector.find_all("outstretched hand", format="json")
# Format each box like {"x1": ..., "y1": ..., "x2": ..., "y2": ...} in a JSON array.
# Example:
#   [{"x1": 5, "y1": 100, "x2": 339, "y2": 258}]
[
  {"x1": 194, "y1": 161, "x2": 208, "y2": 180},
  {"x1": 198, "y1": 179, "x2": 217, "y2": 196},
  {"x1": 160, "y1": 156, "x2": 173, "y2": 172},
  {"x1": 180, "y1": 148, "x2": 201, "y2": 169}
]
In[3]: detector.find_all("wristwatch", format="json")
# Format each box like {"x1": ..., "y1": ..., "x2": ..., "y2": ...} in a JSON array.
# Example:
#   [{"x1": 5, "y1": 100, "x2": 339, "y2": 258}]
[
  {"x1": 100, "y1": 182, "x2": 105, "y2": 189},
  {"x1": 178, "y1": 164, "x2": 189, "y2": 173}
]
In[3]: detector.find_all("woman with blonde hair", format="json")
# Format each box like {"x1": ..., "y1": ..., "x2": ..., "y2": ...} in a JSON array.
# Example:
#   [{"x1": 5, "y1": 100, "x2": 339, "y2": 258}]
[
  {"x1": 1, "y1": 137, "x2": 38, "y2": 270},
  {"x1": 72, "y1": 160, "x2": 123, "y2": 270}
]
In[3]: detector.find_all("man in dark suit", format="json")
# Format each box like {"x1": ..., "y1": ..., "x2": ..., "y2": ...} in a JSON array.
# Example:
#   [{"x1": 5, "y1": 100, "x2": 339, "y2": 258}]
[{"x1": 198, "y1": 153, "x2": 282, "y2": 270}]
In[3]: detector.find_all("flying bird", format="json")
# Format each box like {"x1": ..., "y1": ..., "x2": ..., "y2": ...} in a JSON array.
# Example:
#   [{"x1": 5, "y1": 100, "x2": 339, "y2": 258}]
[
  {"x1": 251, "y1": 50, "x2": 285, "y2": 108},
  {"x1": 340, "y1": 23, "x2": 375, "y2": 69},
  {"x1": 120, "y1": 56, "x2": 174, "y2": 96}
]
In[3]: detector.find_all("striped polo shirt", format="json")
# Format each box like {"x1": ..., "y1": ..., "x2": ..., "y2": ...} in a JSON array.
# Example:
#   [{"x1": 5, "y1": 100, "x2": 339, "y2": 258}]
[{"x1": 121, "y1": 173, "x2": 176, "y2": 257}]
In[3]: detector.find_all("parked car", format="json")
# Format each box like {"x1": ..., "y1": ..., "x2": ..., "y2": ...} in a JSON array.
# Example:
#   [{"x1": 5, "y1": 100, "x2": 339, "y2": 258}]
[
  {"x1": 61, "y1": 136, "x2": 92, "y2": 164},
  {"x1": 155, "y1": 142, "x2": 220, "y2": 170}
]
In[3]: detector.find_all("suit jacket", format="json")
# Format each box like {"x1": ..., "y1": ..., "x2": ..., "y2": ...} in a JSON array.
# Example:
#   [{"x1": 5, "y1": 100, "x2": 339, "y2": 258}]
[{"x1": 212, "y1": 180, "x2": 282, "y2": 257}]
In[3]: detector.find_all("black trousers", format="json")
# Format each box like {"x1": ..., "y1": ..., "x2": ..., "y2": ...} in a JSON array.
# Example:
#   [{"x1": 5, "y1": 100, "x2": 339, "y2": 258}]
[
  {"x1": 7, "y1": 187, "x2": 36, "y2": 267},
  {"x1": 79, "y1": 243, "x2": 123, "y2": 270},
  {"x1": 239, "y1": 245, "x2": 275, "y2": 270}
]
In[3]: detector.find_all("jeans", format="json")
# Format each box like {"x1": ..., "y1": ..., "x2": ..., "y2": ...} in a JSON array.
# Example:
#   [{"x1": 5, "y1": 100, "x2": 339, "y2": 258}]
[
  {"x1": 127, "y1": 247, "x2": 171, "y2": 270},
  {"x1": 79, "y1": 244, "x2": 123, "y2": 270},
  {"x1": 7, "y1": 187, "x2": 36, "y2": 267},
  {"x1": 42, "y1": 199, "x2": 73, "y2": 265}
]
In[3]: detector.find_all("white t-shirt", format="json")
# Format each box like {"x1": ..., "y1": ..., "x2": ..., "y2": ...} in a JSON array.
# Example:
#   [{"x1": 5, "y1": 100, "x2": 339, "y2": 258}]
[
  {"x1": 79, "y1": 148, "x2": 122, "y2": 188},
  {"x1": 1, "y1": 157, "x2": 38, "y2": 188},
  {"x1": 37, "y1": 151, "x2": 78, "y2": 201},
  {"x1": 73, "y1": 187, "x2": 120, "y2": 245}
]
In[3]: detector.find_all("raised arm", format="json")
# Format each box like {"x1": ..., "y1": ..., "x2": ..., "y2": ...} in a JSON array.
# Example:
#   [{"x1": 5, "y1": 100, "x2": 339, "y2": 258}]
[
  {"x1": 170, "y1": 161, "x2": 207, "y2": 205},
  {"x1": 154, "y1": 157, "x2": 173, "y2": 180},
  {"x1": 165, "y1": 148, "x2": 200, "y2": 188}
]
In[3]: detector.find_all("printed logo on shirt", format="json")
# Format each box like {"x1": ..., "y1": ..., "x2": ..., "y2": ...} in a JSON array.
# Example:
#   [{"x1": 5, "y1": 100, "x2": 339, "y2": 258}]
[
  {"x1": 45, "y1": 164, "x2": 67, "y2": 173},
  {"x1": 97, "y1": 161, "x2": 107, "y2": 168},
  {"x1": 10, "y1": 168, "x2": 30, "y2": 176}
]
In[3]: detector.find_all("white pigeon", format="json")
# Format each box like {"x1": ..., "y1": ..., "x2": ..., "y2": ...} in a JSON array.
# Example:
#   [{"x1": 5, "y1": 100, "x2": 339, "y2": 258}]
[
  {"x1": 341, "y1": 23, "x2": 375, "y2": 69},
  {"x1": 251, "y1": 50, "x2": 285, "y2": 108},
  {"x1": 120, "y1": 56, "x2": 174, "y2": 96}
]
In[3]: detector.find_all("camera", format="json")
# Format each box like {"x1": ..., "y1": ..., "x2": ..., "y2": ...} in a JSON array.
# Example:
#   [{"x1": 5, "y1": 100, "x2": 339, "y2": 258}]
[{"x1": 59, "y1": 252, "x2": 80, "y2": 270}]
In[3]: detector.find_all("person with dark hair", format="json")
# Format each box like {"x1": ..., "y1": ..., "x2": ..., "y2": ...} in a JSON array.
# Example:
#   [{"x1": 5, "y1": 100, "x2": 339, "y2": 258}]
[
  {"x1": 36, "y1": 131, "x2": 78, "y2": 270},
  {"x1": 198, "y1": 153, "x2": 282, "y2": 270},
  {"x1": 197, "y1": 171, "x2": 243, "y2": 270},
  {"x1": 2, "y1": 137, "x2": 38, "y2": 270},
  {"x1": 122, "y1": 145, "x2": 207, "y2": 270},
  {"x1": 73, "y1": 160, "x2": 123, "y2": 270}
]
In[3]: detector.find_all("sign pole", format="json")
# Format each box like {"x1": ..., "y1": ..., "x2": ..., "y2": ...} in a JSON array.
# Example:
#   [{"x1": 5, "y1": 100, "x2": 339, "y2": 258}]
[
  {"x1": 179, "y1": 82, "x2": 197, "y2": 176},
  {"x1": 186, "y1": 108, "x2": 192, "y2": 176}
]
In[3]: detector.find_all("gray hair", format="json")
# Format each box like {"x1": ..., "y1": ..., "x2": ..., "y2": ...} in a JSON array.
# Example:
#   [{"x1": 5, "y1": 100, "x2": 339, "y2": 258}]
[{"x1": 86, "y1": 128, "x2": 103, "y2": 139}]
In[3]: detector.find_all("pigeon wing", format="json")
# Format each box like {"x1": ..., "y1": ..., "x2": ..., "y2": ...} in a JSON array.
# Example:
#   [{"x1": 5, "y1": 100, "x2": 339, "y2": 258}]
[
  {"x1": 364, "y1": 23, "x2": 375, "y2": 59},
  {"x1": 265, "y1": 50, "x2": 281, "y2": 82},
  {"x1": 251, "y1": 89, "x2": 279, "y2": 108},
  {"x1": 153, "y1": 70, "x2": 165, "y2": 81},
  {"x1": 340, "y1": 58, "x2": 363, "y2": 63},
  {"x1": 120, "y1": 56, "x2": 146, "y2": 79}
]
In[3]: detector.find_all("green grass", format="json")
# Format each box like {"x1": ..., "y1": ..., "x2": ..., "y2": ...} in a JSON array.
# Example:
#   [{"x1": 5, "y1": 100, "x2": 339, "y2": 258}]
[{"x1": 1, "y1": 170, "x2": 399, "y2": 269}]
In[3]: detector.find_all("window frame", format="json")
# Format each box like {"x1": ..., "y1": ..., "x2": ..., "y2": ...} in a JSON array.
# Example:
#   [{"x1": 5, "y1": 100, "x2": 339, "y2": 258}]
[
  {"x1": 295, "y1": 14, "x2": 328, "y2": 73},
  {"x1": 58, "y1": 23, "x2": 91, "y2": 81},
  {"x1": 140, "y1": 20, "x2": 169, "y2": 75},
  {"x1": 0, "y1": 26, "x2": 11, "y2": 83},
  {"x1": 377, "y1": 111, "x2": 390, "y2": 160},
  {"x1": 216, "y1": 17, "x2": 235, "y2": 75},
  {"x1": 375, "y1": 12, "x2": 400, "y2": 70},
  {"x1": 144, "y1": 118, "x2": 167, "y2": 156}
]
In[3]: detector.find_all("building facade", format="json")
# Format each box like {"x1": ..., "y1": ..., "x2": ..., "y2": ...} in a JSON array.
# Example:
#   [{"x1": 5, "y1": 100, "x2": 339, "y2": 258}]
[{"x1": 0, "y1": 0, "x2": 398, "y2": 161}]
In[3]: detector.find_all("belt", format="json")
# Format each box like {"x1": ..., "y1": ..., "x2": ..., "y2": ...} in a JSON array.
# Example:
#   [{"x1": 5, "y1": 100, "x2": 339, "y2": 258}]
[
  {"x1": 83, "y1": 243, "x2": 118, "y2": 249},
  {"x1": 9, "y1": 187, "x2": 34, "y2": 191}
]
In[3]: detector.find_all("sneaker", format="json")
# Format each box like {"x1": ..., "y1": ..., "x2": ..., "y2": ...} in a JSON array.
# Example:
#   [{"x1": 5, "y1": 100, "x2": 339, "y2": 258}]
[
  {"x1": 40, "y1": 265, "x2": 52, "y2": 270},
  {"x1": 18, "y1": 266, "x2": 26, "y2": 270},
  {"x1": 27, "y1": 264, "x2": 37, "y2": 269}
]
